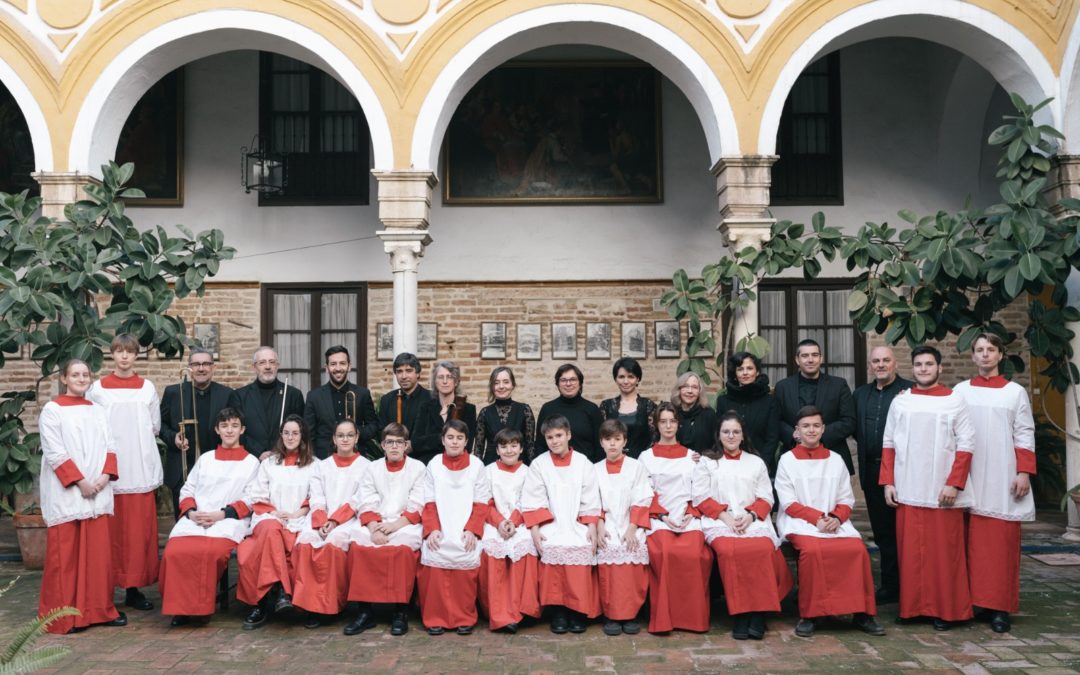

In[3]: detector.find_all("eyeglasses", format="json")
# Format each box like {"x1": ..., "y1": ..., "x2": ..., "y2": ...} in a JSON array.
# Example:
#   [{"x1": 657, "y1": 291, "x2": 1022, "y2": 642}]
[
  {"x1": 189, "y1": 361, "x2": 213, "y2": 368},
  {"x1": 334, "y1": 433, "x2": 358, "y2": 439},
  {"x1": 255, "y1": 359, "x2": 278, "y2": 367},
  {"x1": 719, "y1": 429, "x2": 743, "y2": 436},
  {"x1": 383, "y1": 439, "x2": 406, "y2": 447},
  {"x1": 558, "y1": 378, "x2": 579, "y2": 385}
]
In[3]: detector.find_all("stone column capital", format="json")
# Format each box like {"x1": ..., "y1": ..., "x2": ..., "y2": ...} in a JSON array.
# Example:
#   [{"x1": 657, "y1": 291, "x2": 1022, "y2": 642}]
[
  {"x1": 31, "y1": 171, "x2": 103, "y2": 221},
  {"x1": 377, "y1": 229, "x2": 432, "y2": 273},
  {"x1": 1045, "y1": 155, "x2": 1080, "y2": 217},
  {"x1": 713, "y1": 154, "x2": 778, "y2": 229},
  {"x1": 372, "y1": 170, "x2": 438, "y2": 230}
]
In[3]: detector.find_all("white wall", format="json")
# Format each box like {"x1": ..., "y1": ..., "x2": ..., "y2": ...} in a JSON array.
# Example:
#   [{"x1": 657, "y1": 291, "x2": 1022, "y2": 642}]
[{"x1": 126, "y1": 39, "x2": 1010, "y2": 284}]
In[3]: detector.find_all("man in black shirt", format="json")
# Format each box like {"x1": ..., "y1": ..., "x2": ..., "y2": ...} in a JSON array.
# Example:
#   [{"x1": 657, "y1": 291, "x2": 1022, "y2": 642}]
[
  {"x1": 228, "y1": 346, "x2": 305, "y2": 458},
  {"x1": 159, "y1": 348, "x2": 233, "y2": 519},
  {"x1": 377, "y1": 352, "x2": 431, "y2": 439},
  {"x1": 774, "y1": 338, "x2": 857, "y2": 473},
  {"x1": 304, "y1": 345, "x2": 379, "y2": 459},
  {"x1": 853, "y1": 346, "x2": 912, "y2": 604}
]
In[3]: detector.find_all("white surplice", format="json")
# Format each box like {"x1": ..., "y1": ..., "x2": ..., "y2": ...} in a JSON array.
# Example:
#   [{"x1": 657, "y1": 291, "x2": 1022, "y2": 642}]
[
  {"x1": 87, "y1": 376, "x2": 162, "y2": 494},
  {"x1": 692, "y1": 453, "x2": 780, "y2": 547},
  {"x1": 520, "y1": 451, "x2": 601, "y2": 566},
  {"x1": 482, "y1": 463, "x2": 536, "y2": 562},
  {"x1": 594, "y1": 457, "x2": 652, "y2": 565},
  {"x1": 421, "y1": 454, "x2": 492, "y2": 570},
  {"x1": 169, "y1": 449, "x2": 260, "y2": 543},
  {"x1": 774, "y1": 449, "x2": 861, "y2": 540},
  {"x1": 244, "y1": 455, "x2": 318, "y2": 534},
  {"x1": 38, "y1": 400, "x2": 116, "y2": 526},
  {"x1": 297, "y1": 454, "x2": 370, "y2": 549}
]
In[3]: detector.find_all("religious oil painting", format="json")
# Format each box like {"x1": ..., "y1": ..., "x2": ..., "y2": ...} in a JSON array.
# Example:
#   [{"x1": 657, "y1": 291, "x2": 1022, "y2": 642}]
[
  {"x1": 115, "y1": 68, "x2": 184, "y2": 205},
  {"x1": 443, "y1": 62, "x2": 662, "y2": 204}
]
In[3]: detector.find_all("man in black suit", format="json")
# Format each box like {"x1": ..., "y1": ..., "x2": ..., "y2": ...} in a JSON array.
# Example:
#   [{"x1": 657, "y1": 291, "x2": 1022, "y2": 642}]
[
  {"x1": 159, "y1": 348, "x2": 233, "y2": 519},
  {"x1": 304, "y1": 345, "x2": 379, "y2": 459},
  {"x1": 377, "y1": 352, "x2": 431, "y2": 438},
  {"x1": 775, "y1": 338, "x2": 857, "y2": 473},
  {"x1": 228, "y1": 346, "x2": 305, "y2": 458},
  {"x1": 853, "y1": 346, "x2": 912, "y2": 604}
]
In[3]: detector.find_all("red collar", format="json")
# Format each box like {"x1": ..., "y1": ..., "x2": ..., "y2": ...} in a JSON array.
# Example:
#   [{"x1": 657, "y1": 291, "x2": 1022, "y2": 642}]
[
  {"x1": 652, "y1": 443, "x2": 689, "y2": 459},
  {"x1": 912, "y1": 383, "x2": 952, "y2": 396},
  {"x1": 604, "y1": 456, "x2": 625, "y2": 474},
  {"x1": 100, "y1": 373, "x2": 145, "y2": 389},
  {"x1": 386, "y1": 458, "x2": 405, "y2": 472},
  {"x1": 333, "y1": 453, "x2": 361, "y2": 468},
  {"x1": 442, "y1": 452, "x2": 470, "y2": 471},
  {"x1": 54, "y1": 395, "x2": 92, "y2": 407},
  {"x1": 282, "y1": 452, "x2": 299, "y2": 466},
  {"x1": 215, "y1": 446, "x2": 249, "y2": 461},
  {"x1": 791, "y1": 444, "x2": 829, "y2": 460},
  {"x1": 496, "y1": 461, "x2": 522, "y2": 473},
  {"x1": 722, "y1": 450, "x2": 742, "y2": 460},
  {"x1": 551, "y1": 451, "x2": 572, "y2": 467},
  {"x1": 971, "y1": 375, "x2": 1008, "y2": 389}
]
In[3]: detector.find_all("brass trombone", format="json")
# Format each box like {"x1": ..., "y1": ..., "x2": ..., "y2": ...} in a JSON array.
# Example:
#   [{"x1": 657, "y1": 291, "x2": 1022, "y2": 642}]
[
  {"x1": 344, "y1": 390, "x2": 357, "y2": 422},
  {"x1": 177, "y1": 367, "x2": 200, "y2": 481}
]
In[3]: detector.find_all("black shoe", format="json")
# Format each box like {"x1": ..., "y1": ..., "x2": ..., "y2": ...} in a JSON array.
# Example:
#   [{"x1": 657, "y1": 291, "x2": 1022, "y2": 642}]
[
  {"x1": 602, "y1": 620, "x2": 622, "y2": 636},
  {"x1": 550, "y1": 610, "x2": 569, "y2": 634},
  {"x1": 732, "y1": 614, "x2": 751, "y2": 640},
  {"x1": 102, "y1": 612, "x2": 128, "y2": 627},
  {"x1": 568, "y1": 612, "x2": 588, "y2": 634},
  {"x1": 304, "y1": 612, "x2": 321, "y2": 630},
  {"x1": 456, "y1": 625, "x2": 473, "y2": 635},
  {"x1": 622, "y1": 620, "x2": 641, "y2": 635},
  {"x1": 794, "y1": 617, "x2": 815, "y2": 638},
  {"x1": 125, "y1": 588, "x2": 154, "y2": 611},
  {"x1": 933, "y1": 618, "x2": 952, "y2": 632},
  {"x1": 501, "y1": 622, "x2": 518, "y2": 634},
  {"x1": 894, "y1": 615, "x2": 914, "y2": 625},
  {"x1": 747, "y1": 613, "x2": 766, "y2": 640},
  {"x1": 242, "y1": 607, "x2": 267, "y2": 630},
  {"x1": 170, "y1": 615, "x2": 190, "y2": 627},
  {"x1": 66, "y1": 626, "x2": 87, "y2": 634},
  {"x1": 854, "y1": 613, "x2": 886, "y2": 636},
  {"x1": 874, "y1": 588, "x2": 900, "y2": 604},
  {"x1": 427, "y1": 626, "x2": 445, "y2": 635},
  {"x1": 343, "y1": 610, "x2": 376, "y2": 635},
  {"x1": 274, "y1": 593, "x2": 293, "y2": 613},
  {"x1": 390, "y1": 612, "x2": 409, "y2": 636},
  {"x1": 990, "y1": 612, "x2": 1011, "y2": 634}
]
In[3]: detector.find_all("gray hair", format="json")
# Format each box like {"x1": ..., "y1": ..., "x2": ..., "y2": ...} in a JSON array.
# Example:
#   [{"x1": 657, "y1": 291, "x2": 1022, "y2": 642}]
[
  {"x1": 431, "y1": 360, "x2": 463, "y2": 396},
  {"x1": 252, "y1": 345, "x2": 277, "y2": 363},
  {"x1": 188, "y1": 347, "x2": 214, "y2": 364},
  {"x1": 670, "y1": 371, "x2": 709, "y2": 409}
]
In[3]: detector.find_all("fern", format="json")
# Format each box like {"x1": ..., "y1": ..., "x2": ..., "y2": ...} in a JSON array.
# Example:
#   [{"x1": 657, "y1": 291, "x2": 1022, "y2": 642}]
[
  {"x1": 0, "y1": 645, "x2": 71, "y2": 675},
  {"x1": 0, "y1": 578, "x2": 75, "y2": 674}
]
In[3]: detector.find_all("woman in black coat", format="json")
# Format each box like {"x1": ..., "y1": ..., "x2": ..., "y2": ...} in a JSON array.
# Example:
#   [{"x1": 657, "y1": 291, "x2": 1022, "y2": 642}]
[
  {"x1": 411, "y1": 360, "x2": 477, "y2": 465},
  {"x1": 534, "y1": 363, "x2": 604, "y2": 462},
  {"x1": 599, "y1": 357, "x2": 656, "y2": 458},
  {"x1": 671, "y1": 371, "x2": 717, "y2": 454},
  {"x1": 713, "y1": 351, "x2": 781, "y2": 475}
]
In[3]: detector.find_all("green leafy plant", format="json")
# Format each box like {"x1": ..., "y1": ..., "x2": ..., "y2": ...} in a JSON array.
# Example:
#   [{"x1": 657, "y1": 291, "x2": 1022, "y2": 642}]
[
  {"x1": 0, "y1": 161, "x2": 235, "y2": 500},
  {"x1": 0, "y1": 577, "x2": 77, "y2": 674}
]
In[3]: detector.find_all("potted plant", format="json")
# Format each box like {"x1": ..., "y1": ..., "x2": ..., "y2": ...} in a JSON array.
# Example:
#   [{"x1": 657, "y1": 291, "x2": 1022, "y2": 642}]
[{"x1": 1, "y1": 499, "x2": 46, "y2": 570}]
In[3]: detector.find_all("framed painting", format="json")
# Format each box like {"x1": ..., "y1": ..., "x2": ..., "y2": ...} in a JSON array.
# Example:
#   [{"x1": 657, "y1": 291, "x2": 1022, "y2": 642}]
[
  {"x1": 443, "y1": 62, "x2": 662, "y2": 204},
  {"x1": 115, "y1": 67, "x2": 184, "y2": 206},
  {"x1": 655, "y1": 320, "x2": 680, "y2": 359},
  {"x1": 417, "y1": 323, "x2": 438, "y2": 361},
  {"x1": 376, "y1": 323, "x2": 394, "y2": 361},
  {"x1": 481, "y1": 322, "x2": 507, "y2": 359},
  {"x1": 551, "y1": 322, "x2": 577, "y2": 360},
  {"x1": 517, "y1": 323, "x2": 542, "y2": 360},
  {"x1": 621, "y1": 321, "x2": 646, "y2": 359},
  {"x1": 193, "y1": 322, "x2": 221, "y2": 360},
  {"x1": 586, "y1": 322, "x2": 611, "y2": 360}
]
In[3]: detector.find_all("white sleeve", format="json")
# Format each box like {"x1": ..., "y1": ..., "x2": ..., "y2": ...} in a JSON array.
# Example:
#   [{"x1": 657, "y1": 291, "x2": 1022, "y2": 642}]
[
  {"x1": 834, "y1": 461, "x2": 855, "y2": 510},
  {"x1": 473, "y1": 463, "x2": 492, "y2": 505},
  {"x1": 882, "y1": 404, "x2": 897, "y2": 451},
  {"x1": 690, "y1": 458, "x2": 714, "y2": 508},
  {"x1": 953, "y1": 401, "x2": 976, "y2": 454},
  {"x1": 1013, "y1": 389, "x2": 1036, "y2": 453},
  {"x1": 406, "y1": 464, "x2": 426, "y2": 515},
  {"x1": 308, "y1": 462, "x2": 328, "y2": 512},
  {"x1": 753, "y1": 460, "x2": 774, "y2": 507},
  {"x1": 37, "y1": 405, "x2": 73, "y2": 472},
  {"x1": 243, "y1": 459, "x2": 273, "y2": 508},
  {"x1": 179, "y1": 456, "x2": 201, "y2": 505},
  {"x1": 520, "y1": 462, "x2": 551, "y2": 516},
  {"x1": 630, "y1": 463, "x2": 654, "y2": 509},
  {"x1": 422, "y1": 464, "x2": 436, "y2": 505},
  {"x1": 773, "y1": 456, "x2": 795, "y2": 511},
  {"x1": 149, "y1": 384, "x2": 162, "y2": 435},
  {"x1": 579, "y1": 460, "x2": 601, "y2": 518}
]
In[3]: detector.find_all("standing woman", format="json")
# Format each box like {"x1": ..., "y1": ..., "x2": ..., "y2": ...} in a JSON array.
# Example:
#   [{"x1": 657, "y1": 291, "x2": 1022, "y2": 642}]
[
  {"x1": 38, "y1": 359, "x2": 126, "y2": 634},
  {"x1": 236, "y1": 414, "x2": 316, "y2": 629},
  {"x1": 599, "y1": 357, "x2": 656, "y2": 459},
  {"x1": 638, "y1": 401, "x2": 713, "y2": 634},
  {"x1": 714, "y1": 352, "x2": 781, "y2": 475},
  {"x1": 535, "y1": 364, "x2": 604, "y2": 462},
  {"x1": 412, "y1": 361, "x2": 478, "y2": 465},
  {"x1": 672, "y1": 372, "x2": 717, "y2": 454},
  {"x1": 693, "y1": 412, "x2": 792, "y2": 640},
  {"x1": 475, "y1": 367, "x2": 536, "y2": 464}
]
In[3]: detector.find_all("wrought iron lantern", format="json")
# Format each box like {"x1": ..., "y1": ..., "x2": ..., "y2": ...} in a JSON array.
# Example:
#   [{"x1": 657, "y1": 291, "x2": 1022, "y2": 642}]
[{"x1": 241, "y1": 135, "x2": 286, "y2": 195}]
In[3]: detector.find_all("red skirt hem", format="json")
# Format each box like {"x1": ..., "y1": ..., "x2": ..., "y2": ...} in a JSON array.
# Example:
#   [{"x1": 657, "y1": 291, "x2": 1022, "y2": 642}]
[
  {"x1": 896, "y1": 505, "x2": 972, "y2": 621},
  {"x1": 292, "y1": 543, "x2": 349, "y2": 614},
  {"x1": 40, "y1": 516, "x2": 119, "y2": 634},
  {"x1": 646, "y1": 530, "x2": 711, "y2": 632},
  {"x1": 966, "y1": 514, "x2": 1021, "y2": 614},
  {"x1": 346, "y1": 545, "x2": 419, "y2": 604},
  {"x1": 110, "y1": 491, "x2": 159, "y2": 588},
  {"x1": 159, "y1": 536, "x2": 235, "y2": 617},
  {"x1": 418, "y1": 565, "x2": 479, "y2": 629},
  {"x1": 479, "y1": 552, "x2": 540, "y2": 629},
  {"x1": 597, "y1": 563, "x2": 648, "y2": 621},
  {"x1": 787, "y1": 535, "x2": 876, "y2": 619},
  {"x1": 538, "y1": 563, "x2": 601, "y2": 618},
  {"x1": 710, "y1": 537, "x2": 793, "y2": 615},
  {"x1": 236, "y1": 520, "x2": 298, "y2": 605}
]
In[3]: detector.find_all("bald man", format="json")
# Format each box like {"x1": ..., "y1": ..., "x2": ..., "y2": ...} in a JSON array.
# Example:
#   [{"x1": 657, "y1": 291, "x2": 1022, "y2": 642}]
[
  {"x1": 853, "y1": 346, "x2": 912, "y2": 604},
  {"x1": 227, "y1": 346, "x2": 305, "y2": 458}
]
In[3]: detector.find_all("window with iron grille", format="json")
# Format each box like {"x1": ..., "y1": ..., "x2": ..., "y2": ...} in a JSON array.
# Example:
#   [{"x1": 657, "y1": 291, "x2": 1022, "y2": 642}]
[
  {"x1": 261, "y1": 284, "x2": 369, "y2": 396},
  {"x1": 772, "y1": 53, "x2": 843, "y2": 205},
  {"x1": 758, "y1": 281, "x2": 866, "y2": 390},
  {"x1": 258, "y1": 53, "x2": 370, "y2": 205}
]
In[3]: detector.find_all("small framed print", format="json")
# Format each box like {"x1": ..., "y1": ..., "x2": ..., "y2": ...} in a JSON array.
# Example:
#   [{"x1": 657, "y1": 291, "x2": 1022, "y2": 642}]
[
  {"x1": 417, "y1": 323, "x2": 438, "y2": 360},
  {"x1": 193, "y1": 322, "x2": 220, "y2": 360},
  {"x1": 551, "y1": 322, "x2": 577, "y2": 360},
  {"x1": 586, "y1": 322, "x2": 612, "y2": 360},
  {"x1": 621, "y1": 321, "x2": 646, "y2": 359},
  {"x1": 655, "y1": 320, "x2": 681, "y2": 358},
  {"x1": 481, "y1": 322, "x2": 507, "y2": 359},
  {"x1": 698, "y1": 320, "x2": 714, "y2": 357},
  {"x1": 376, "y1": 323, "x2": 394, "y2": 361},
  {"x1": 517, "y1": 323, "x2": 542, "y2": 360}
]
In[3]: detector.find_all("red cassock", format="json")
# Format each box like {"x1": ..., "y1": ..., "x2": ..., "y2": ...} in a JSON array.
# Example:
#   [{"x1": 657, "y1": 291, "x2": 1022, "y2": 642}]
[
  {"x1": 479, "y1": 461, "x2": 541, "y2": 629},
  {"x1": 237, "y1": 520, "x2": 299, "y2": 604},
  {"x1": 594, "y1": 456, "x2": 653, "y2": 622},
  {"x1": 967, "y1": 514, "x2": 1021, "y2": 614},
  {"x1": 41, "y1": 517, "x2": 120, "y2": 634},
  {"x1": 709, "y1": 540, "x2": 793, "y2": 615},
  {"x1": 892, "y1": 506, "x2": 973, "y2": 621}
]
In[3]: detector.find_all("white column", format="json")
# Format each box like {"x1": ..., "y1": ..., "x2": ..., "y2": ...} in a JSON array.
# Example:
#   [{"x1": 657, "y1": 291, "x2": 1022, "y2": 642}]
[
  {"x1": 1046, "y1": 155, "x2": 1080, "y2": 539},
  {"x1": 713, "y1": 155, "x2": 778, "y2": 346},
  {"x1": 373, "y1": 170, "x2": 437, "y2": 357},
  {"x1": 31, "y1": 171, "x2": 101, "y2": 221}
]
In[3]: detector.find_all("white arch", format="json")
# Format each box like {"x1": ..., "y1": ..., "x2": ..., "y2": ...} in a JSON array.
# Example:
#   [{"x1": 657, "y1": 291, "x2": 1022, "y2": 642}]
[
  {"x1": 759, "y1": 0, "x2": 1058, "y2": 154},
  {"x1": 0, "y1": 60, "x2": 52, "y2": 171},
  {"x1": 1059, "y1": 12, "x2": 1080, "y2": 152},
  {"x1": 410, "y1": 4, "x2": 739, "y2": 172},
  {"x1": 69, "y1": 9, "x2": 393, "y2": 173}
]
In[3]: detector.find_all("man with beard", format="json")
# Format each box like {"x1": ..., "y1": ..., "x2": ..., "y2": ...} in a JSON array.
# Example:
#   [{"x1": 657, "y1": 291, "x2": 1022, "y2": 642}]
[
  {"x1": 160, "y1": 348, "x2": 233, "y2": 518},
  {"x1": 228, "y1": 346, "x2": 305, "y2": 458},
  {"x1": 304, "y1": 345, "x2": 378, "y2": 459},
  {"x1": 377, "y1": 352, "x2": 431, "y2": 438}
]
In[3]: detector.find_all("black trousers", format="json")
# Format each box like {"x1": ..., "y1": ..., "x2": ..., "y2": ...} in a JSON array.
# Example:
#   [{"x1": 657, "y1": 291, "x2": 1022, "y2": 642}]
[{"x1": 862, "y1": 457, "x2": 899, "y2": 594}]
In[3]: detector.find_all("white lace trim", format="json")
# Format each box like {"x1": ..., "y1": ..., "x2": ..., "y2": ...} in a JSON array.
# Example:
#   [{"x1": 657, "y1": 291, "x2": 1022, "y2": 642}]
[
  {"x1": 43, "y1": 510, "x2": 113, "y2": 527},
  {"x1": 482, "y1": 538, "x2": 536, "y2": 562},
  {"x1": 968, "y1": 507, "x2": 1034, "y2": 522},
  {"x1": 113, "y1": 482, "x2": 163, "y2": 495},
  {"x1": 703, "y1": 528, "x2": 779, "y2": 548},
  {"x1": 540, "y1": 545, "x2": 596, "y2": 566},
  {"x1": 595, "y1": 545, "x2": 649, "y2": 566},
  {"x1": 419, "y1": 557, "x2": 482, "y2": 570}
]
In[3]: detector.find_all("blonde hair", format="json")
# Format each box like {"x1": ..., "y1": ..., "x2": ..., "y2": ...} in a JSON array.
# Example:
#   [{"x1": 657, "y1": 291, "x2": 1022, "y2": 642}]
[{"x1": 670, "y1": 372, "x2": 709, "y2": 409}]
